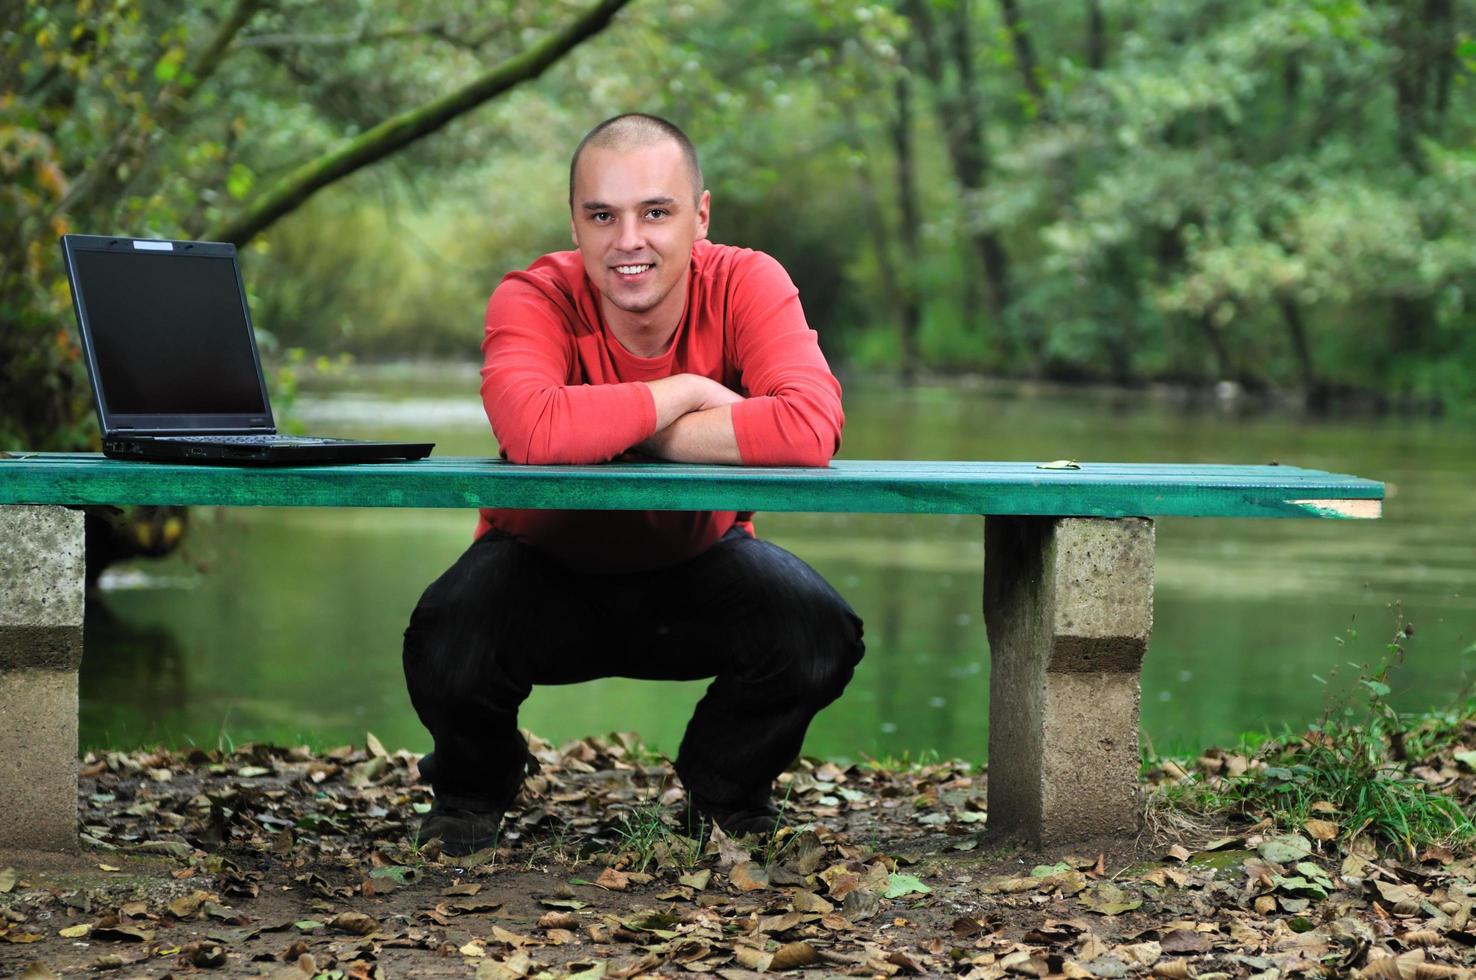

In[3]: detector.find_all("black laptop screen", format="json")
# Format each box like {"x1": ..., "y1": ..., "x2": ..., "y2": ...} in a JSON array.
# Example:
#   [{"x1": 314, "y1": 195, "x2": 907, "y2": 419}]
[{"x1": 72, "y1": 248, "x2": 268, "y2": 417}]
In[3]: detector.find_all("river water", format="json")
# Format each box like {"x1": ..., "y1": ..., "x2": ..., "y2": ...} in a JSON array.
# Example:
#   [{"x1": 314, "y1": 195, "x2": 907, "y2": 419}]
[{"x1": 81, "y1": 369, "x2": 1476, "y2": 764}]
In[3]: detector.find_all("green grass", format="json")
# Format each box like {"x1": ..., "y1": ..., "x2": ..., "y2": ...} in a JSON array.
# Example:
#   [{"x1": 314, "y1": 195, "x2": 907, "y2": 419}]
[
  {"x1": 613, "y1": 797, "x2": 704, "y2": 873},
  {"x1": 1150, "y1": 630, "x2": 1476, "y2": 858}
]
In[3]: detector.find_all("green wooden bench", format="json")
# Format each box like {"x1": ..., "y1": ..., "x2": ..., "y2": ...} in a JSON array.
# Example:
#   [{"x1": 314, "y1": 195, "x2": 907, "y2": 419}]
[{"x1": 0, "y1": 452, "x2": 1383, "y2": 853}]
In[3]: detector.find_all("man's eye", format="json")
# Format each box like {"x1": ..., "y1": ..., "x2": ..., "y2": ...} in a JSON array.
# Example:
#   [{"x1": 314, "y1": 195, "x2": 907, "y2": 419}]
[
  {"x1": 592, "y1": 212, "x2": 612, "y2": 223},
  {"x1": 645, "y1": 208, "x2": 667, "y2": 220}
]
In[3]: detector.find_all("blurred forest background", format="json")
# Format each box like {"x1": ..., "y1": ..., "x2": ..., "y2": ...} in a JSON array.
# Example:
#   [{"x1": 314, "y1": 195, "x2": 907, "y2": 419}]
[{"x1": 4, "y1": 0, "x2": 1476, "y2": 451}]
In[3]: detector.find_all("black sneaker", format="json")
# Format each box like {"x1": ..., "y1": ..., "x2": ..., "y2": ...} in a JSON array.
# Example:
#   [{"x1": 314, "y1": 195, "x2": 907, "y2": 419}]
[
  {"x1": 685, "y1": 796, "x2": 782, "y2": 840},
  {"x1": 415, "y1": 751, "x2": 542, "y2": 856},
  {"x1": 418, "y1": 803, "x2": 504, "y2": 857}
]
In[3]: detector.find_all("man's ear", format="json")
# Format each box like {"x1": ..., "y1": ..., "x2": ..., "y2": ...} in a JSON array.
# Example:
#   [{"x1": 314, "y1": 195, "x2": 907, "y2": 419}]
[
  {"x1": 695, "y1": 189, "x2": 711, "y2": 242},
  {"x1": 570, "y1": 214, "x2": 579, "y2": 248}
]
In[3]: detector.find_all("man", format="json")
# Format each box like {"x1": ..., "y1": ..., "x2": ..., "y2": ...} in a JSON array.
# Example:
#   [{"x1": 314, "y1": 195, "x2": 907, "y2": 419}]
[{"x1": 403, "y1": 113, "x2": 863, "y2": 856}]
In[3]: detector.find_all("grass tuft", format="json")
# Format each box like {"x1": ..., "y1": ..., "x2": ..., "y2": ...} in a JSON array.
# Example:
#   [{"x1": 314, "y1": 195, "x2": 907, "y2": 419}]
[
  {"x1": 1149, "y1": 623, "x2": 1476, "y2": 859},
  {"x1": 613, "y1": 797, "x2": 703, "y2": 873}
]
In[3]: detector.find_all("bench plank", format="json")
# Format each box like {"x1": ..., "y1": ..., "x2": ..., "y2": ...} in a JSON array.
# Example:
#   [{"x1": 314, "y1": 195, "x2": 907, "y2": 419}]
[{"x1": 0, "y1": 454, "x2": 1383, "y2": 518}]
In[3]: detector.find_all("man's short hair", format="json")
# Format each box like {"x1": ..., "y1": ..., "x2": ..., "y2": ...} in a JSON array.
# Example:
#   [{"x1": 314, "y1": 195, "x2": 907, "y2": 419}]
[{"x1": 569, "y1": 113, "x2": 704, "y2": 207}]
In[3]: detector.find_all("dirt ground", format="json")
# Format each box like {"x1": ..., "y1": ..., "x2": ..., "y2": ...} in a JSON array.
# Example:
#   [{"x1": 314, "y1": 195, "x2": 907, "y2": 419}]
[{"x1": 2, "y1": 734, "x2": 1473, "y2": 978}]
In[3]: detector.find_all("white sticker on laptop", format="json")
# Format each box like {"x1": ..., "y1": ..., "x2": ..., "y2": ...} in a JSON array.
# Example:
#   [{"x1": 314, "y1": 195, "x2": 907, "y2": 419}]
[{"x1": 132, "y1": 240, "x2": 174, "y2": 251}]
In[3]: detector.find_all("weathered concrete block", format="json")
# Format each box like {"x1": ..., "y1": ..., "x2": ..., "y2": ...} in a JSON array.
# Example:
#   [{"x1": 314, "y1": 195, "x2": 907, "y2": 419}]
[
  {"x1": 0, "y1": 505, "x2": 85, "y2": 852},
  {"x1": 983, "y1": 516, "x2": 1155, "y2": 847},
  {"x1": 0, "y1": 505, "x2": 85, "y2": 669},
  {"x1": 0, "y1": 670, "x2": 81, "y2": 851}
]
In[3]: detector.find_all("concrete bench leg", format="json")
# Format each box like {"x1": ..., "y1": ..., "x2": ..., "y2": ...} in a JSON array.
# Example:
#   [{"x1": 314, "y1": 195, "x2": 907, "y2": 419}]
[
  {"x1": 983, "y1": 516, "x2": 1154, "y2": 847},
  {"x1": 0, "y1": 505, "x2": 85, "y2": 852}
]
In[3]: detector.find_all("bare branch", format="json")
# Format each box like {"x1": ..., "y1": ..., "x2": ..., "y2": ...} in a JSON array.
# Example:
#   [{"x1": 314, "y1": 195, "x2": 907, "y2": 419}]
[{"x1": 208, "y1": 0, "x2": 633, "y2": 246}]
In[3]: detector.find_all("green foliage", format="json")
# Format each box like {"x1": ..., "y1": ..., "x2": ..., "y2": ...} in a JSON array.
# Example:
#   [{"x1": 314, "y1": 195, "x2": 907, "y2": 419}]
[
  {"x1": 1152, "y1": 627, "x2": 1476, "y2": 858},
  {"x1": 0, "y1": 0, "x2": 627, "y2": 449},
  {"x1": 5, "y1": 0, "x2": 1476, "y2": 450}
]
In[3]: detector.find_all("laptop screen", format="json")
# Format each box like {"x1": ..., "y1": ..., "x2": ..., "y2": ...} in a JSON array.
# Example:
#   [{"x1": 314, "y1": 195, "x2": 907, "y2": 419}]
[{"x1": 70, "y1": 247, "x2": 269, "y2": 417}]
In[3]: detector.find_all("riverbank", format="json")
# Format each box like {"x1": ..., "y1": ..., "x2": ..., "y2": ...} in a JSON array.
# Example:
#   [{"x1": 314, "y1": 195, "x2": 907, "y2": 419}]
[{"x1": 4, "y1": 710, "x2": 1476, "y2": 979}]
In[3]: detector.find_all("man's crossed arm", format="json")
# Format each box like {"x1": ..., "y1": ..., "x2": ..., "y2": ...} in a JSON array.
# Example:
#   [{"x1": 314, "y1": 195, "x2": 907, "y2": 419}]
[{"x1": 638, "y1": 374, "x2": 744, "y2": 465}]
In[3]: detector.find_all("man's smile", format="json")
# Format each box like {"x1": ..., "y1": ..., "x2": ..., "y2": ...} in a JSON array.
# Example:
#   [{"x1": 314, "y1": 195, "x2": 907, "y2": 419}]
[{"x1": 613, "y1": 263, "x2": 654, "y2": 278}]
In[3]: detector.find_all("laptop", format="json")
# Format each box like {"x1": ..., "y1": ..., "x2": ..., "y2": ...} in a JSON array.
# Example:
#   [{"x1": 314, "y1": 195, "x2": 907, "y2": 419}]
[{"x1": 61, "y1": 234, "x2": 433, "y2": 465}]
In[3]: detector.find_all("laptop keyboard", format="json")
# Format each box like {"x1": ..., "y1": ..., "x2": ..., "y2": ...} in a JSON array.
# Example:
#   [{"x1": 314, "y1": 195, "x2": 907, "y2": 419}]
[{"x1": 154, "y1": 435, "x2": 335, "y2": 445}]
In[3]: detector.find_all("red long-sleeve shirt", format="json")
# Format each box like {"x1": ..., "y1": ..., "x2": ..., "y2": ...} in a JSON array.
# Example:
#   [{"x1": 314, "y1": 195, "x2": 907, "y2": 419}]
[{"x1": 475, "y1": 240, "x2": 844, "y2": 572}]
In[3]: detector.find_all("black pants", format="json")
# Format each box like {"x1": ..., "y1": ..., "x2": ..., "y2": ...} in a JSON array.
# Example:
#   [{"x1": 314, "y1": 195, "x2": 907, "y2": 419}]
[{"x1": 403, "y1": 526, "x2": 864, "y2": 812}]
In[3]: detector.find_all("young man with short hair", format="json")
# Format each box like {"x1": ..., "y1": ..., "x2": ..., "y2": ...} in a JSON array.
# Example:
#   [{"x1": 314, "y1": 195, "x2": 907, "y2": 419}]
[{"x1": 403, "y1": 114, "x2": 863, "y2": 855}]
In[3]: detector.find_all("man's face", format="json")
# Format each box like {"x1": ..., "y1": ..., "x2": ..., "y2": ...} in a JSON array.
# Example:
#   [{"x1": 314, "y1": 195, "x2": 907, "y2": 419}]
[{"x1": 570, "y1": 140, "x2": 710, "y2": 322}]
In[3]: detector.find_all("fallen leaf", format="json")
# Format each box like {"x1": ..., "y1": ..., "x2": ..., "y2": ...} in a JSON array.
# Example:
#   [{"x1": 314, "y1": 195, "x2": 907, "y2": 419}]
[
  {"x1": 713, "y1": 828, "x2": 752, "y2": 869},
  {"x1": 476, "y1": 952, "x2": 534, "y2": 980},
  {"x1": 1079, "y1": 882, "x2": 1142, "y2": 916},
  {"x1": 168, "y1": 890, "x2": 218, "y2": 919},
  {"x1": 782, "y1": 830, "x2": 828, "y2": 875},
  {"x1": 369, "y1": 865, "x2": 420, "y2": 887},
  {"x1": 734, "y1": 945, "x2": 773, "y2": 971},
  {"x1": 679, "y1": 869, "x2": 711, "y2": 890},
  {"x1": 539, "y1": 898, "x2": 589, "y2": 911},
  {"x1": 491, "y1": 926, "x2": 533, "y2": 948},
  {"x1": 885, "y1": 873, "x2": 932, "y2": 898},
  {"x1": 58, "y1": 924, "x2": 91, "y2": 939},
  {"x1": 1304, "y1": 819, "x2": 1340, "y2": 841},
  {"x1": 453, "y1": 846, "x2": 498, "y2": 870},
  {"x1": 92, "y1": 924, "x2": 154, "y2": 943},
  {"x1": 758, "y1": 911, "x2": 808, "y2": 934},
  {"x1": 98, "y1": 864, "x2": 122, "y2": 873},
  {"x1": 538, "y1": 912, "x2": 580, "y2": 930},
  {"x1": 1258, "y1": 834, "x2": 1313, "y2": 864},
  {"x1": 0, "y1": 868, "x2": 16, "y2": 893},
  {"x1": 444, "y1": 882, "x2": 482, "y2": 896},
  {"x1": 331, "y1": 911, "x2": 378, "y2": 935},
  {"x1": 1118, "y1": 940, "x2": 1162, "y2": 968},
  {"x1": 17, "y1": 964, "x2": 61, "y2": 979},
  {"x1": 596, "y1": 867, "x2": 629, "y2": 891},
  {"x1": 793, "y1": 890, "x2": 834, "y2": 914},
  {"x1": 1159, "y1": 929, "x2": 1211, "y2": 955},
  {"x1": 730, "y1": 861, "x2": 770, "y2": 892},
  {"x1": 771, "y1": 941, "x2": 823, "y2": 970}
]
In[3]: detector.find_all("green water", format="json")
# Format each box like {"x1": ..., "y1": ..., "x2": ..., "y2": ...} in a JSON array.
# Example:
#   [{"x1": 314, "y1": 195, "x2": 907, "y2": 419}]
[{"x1": 81, "y1": 372, "x2": 1476, "y2": 764}]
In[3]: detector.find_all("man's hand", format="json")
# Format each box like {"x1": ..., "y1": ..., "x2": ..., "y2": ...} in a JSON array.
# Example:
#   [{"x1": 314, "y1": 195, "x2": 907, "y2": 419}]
[
  {"x1": 639, "y1": 374, "x2": 744, "y2": 463},
  {"x1": 645, "y1": 374, "x2": 743, "y2": 427}
]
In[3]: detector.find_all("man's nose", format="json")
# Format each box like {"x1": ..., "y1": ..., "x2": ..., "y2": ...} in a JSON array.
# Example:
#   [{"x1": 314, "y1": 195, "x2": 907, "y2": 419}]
[{"x1": 614, "y1": 215, "x2": 645, "y2": 252}]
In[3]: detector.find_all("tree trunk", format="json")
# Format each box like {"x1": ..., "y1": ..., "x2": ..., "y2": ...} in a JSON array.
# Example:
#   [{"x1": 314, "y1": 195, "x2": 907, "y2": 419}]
[
  {"x1": 890, "y1": 72, "x2": 925, "y2": 384},
  {"x1": 1278, "y1": 296, "x2": 1321, "y2": 407},
  {"x1": 1196, "y1": 313, "x2": 1236, "y2": 385},
  {"x1": 998, "y1": 0, "x2": 1049, "y2": 119},
  {"x1": 903, "y1": 0, "x2": 1012, "y2": 356},
  {"x1": 944, "y1": 0, "x2": 1013, "y2": 319},
  {"x1": 1085, "y1": 0, "x2": 1105, "y2": 70},
  {"x1": 1390, "y1": 0, "x2": 1455, "y2": 173},
  {"x1": 208, "y1": 0, "x2": 632, "y2": 246},
  {"x1": 1426, "y1": 0, "x2": 1456, "y2": 127}
]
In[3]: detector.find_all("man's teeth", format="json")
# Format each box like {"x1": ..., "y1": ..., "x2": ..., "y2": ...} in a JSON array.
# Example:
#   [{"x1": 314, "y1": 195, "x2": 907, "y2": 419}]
[{"x1": 615, "y1": 264, "x2": 652, "y2": 275}]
